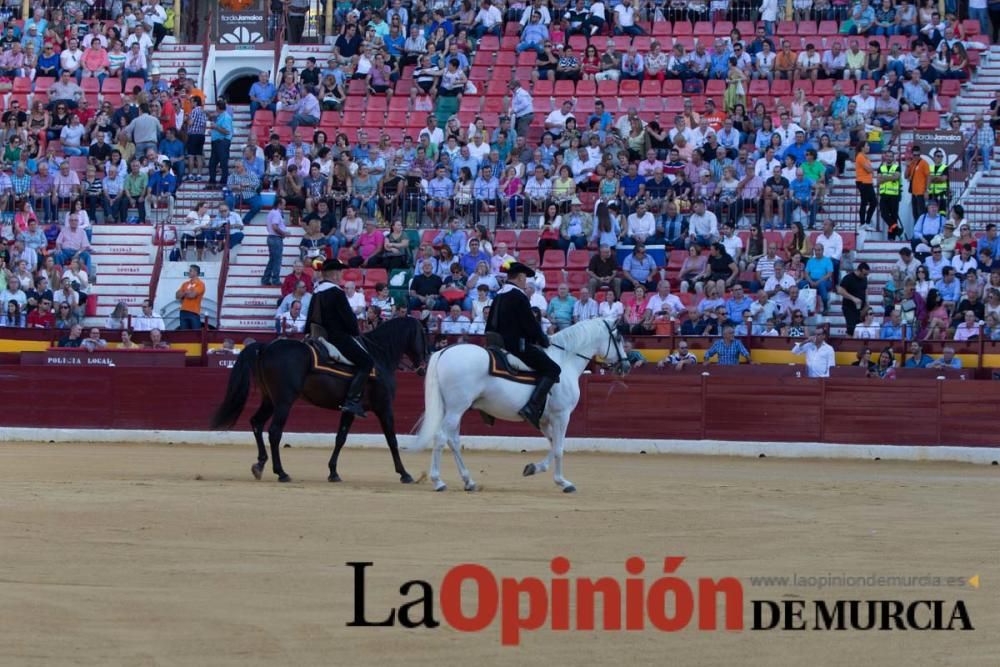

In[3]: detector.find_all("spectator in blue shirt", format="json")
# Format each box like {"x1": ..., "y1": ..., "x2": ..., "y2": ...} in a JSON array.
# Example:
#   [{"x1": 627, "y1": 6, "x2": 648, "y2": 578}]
[
  {"x1": 248, "y1": 70, "x2": 277, "y2": 119},
  {"x1": 781, "y1": 131, "x2": 812, "y2": 165},
  {"x1": 930, "y1": 346, "x2": 963, "y2": 369},
  {"x1": 587, "y1": 101, "x2": 614, "y2": 132},
  {"x1": 450, "y1": 145, "x2": 479, "y2": 181},
  {"x1": 158, "y1": 128, "x2": 186, "y2": 181},
  {"x1": 801, "y1": 244, "x2": 834, "y2": 311},
  {"x1": 879, "y1": 309, "x2": 910, "y2": 340},
  {"x1": 618, "y1": 163, "x2": 647, "y2": 216},
  {"x1": 433, "y1": 218, "x2": 468, "y2": 256},
  {"x1": 935, "y1": 266, "x2": 961, "y2": 306},
  {"x1": 144, "y1": 159, "x2": 177, "y2": 222},
  {"x1": 472, "y1": 165, "x2": 500, "y2": 225},
  {"x1": 703, "y1": 326, "x2": 751, "y2": 365},
  {"x1": 516, "y1": 11, "x2": 549, "y2": 54},
  {"x1": 785, "y1": 167, "x2": 817, "y2": 228},
  {"x1": 725, "y1": 284, "x2": 755, "y2": 325},
  {"x1": 903, "y1": 341, "x2": 934, "y2": 368}
]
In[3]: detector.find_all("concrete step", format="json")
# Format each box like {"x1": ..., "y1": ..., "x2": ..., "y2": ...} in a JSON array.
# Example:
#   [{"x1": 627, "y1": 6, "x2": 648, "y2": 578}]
[
  {"x1": 90, "y1": 253, "x2": 153, "y2": 265},
  {"x1": 93, "y1": 284, "x2": 150, "y2": 297},
  {"x1": 223, "y1": 295, "x2": 282, "y2": 308},
  {"x1": 86, "y1": 273, "x2": 152, "y2": 285},
  {"x1": 225, "y1": 276, "x2": 285, "y2": 287}
]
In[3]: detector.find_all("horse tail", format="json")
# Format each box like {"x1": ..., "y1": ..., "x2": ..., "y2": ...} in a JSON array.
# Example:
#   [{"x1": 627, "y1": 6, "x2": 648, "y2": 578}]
[
  {"x1": 210, "y1": 343, "x2": 260, "y2": 430},
  {"x1": 414, "y1": 348, "x2": 445, "y2": 451}
]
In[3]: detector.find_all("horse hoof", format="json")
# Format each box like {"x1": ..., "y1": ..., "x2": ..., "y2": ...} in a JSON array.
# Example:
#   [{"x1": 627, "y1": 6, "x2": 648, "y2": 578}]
[
  {"x1": 328, "y1": 473, "x2": 342, "y2": 482},
  {"x1": 523, "y1": 463, "x2": 536, "y2": 477},
  {"x1": 251, "y1": 463, "x2": 263, "y2": 480},
  {"x1": 277, "y1": 474, "x2": 292, "y2": 483},
  {"x1": 563, "y1": 485, "x2": 577, "y2": 494},
  {"x1": 433, "y1": 482, "x2": 447, "y2": 492},
  {"x1": 400, "y1": 473, "x2": 415, "y2": 484},
  {"x1": 464, "y1": 481, "x2": 478, "y2": 492}
]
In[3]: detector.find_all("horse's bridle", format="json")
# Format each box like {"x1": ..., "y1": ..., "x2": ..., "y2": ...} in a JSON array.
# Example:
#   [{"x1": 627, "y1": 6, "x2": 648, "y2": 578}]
[{"x1": 551, "y1": 321, "x2": 629, "y2": 374}]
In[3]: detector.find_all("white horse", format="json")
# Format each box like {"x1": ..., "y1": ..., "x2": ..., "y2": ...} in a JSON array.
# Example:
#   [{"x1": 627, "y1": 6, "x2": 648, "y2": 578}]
[{"x1": 416, "y1": 317, "x2": 629, "y2": 492}]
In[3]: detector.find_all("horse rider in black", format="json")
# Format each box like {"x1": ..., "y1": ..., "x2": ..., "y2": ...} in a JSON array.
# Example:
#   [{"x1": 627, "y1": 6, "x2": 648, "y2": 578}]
[
  {"x1": 306, "y1": 258, "x2": 373, "y2": 417},
  {"x1": 486, "y1": 261, "x2": 561, "y2": 429}
]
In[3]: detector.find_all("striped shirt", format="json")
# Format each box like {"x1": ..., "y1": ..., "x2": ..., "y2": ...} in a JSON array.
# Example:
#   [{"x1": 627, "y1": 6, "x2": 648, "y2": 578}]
[{"x1": 187, "y1": 107, "x2": 206, "y2": 136}]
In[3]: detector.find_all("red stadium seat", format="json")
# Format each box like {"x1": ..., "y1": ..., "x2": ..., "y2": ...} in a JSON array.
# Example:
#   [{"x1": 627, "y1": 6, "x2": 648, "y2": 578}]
[
  {"x1": 516, "y1": 230, "x2": 539, "y2": 249},
  {"x1": 693, "y1": 21, "x2": 713, "y2": 37},
  {"x1": 124, "y1": 77, "x2": 145, "y2": 93},
  {"x1": 542, "y1": 252, "x2": 565, "y2": 268},
  {"x1": 576, "y1": 79, "x2": 597, "y2": 97},
  {"x1": 662, "y1": 79, "x2": 682, "y2": 96},
  {"x1": 917, "y1": 111, "x2": 941, "y2": 130},
  {"x1": 533, "y1": 80, "x2": 553, "y2": 96},
  {"x1": 898, "y1": 111, "x2": 918, "y2": 130},
  {"x1": 567, "y1": 250, "x2": 590, "y2": 268},
  {"x1": 619, "y1": 79, "x2": 640, "y2": 96},
  {"x1": 364, "y1": 268, "x2": 388, "y2": 286},
  {"x1": 81, "y1": 77, "x2": 100, "y2": 93},
  {"x1": 253, "y1": 110, "x2": 274, "y2": 126},
  {"x1": 566, "y1": 270, "x2": 587, "y2": 289},
  {"x1": 596, "y1": 80, "x2": 618, "y2": 97},
  {"x1": 493, "y1": 230, "x2": 517, "y2": 246},
  {"x1": 12, "y1": 76, "x2": 31, "y2": 93},
  {"x1": 554, "y1": 79, "x2": 576, "y2": 97},
  {"x1": 640, "y1": 79, "x2": 661, "y2": 96}
]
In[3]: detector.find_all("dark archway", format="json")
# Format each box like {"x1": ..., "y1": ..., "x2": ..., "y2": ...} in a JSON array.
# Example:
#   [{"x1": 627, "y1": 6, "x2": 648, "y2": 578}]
[{"x1": 222, "y1": 75, "x2": 259, "y2": 105}]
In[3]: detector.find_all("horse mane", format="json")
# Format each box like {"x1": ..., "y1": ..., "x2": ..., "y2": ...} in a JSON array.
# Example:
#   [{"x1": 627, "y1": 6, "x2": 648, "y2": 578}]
[
  {"x1": 360, "y1": 316, "x2": 420, "y2": 369},
  {"x1": 550, "y1": 318, "x2": 608, "y2": 354}
]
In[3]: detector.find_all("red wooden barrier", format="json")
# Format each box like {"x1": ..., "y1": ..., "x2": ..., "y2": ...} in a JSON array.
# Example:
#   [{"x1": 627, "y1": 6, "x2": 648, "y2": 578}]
[{"x1": 1, "y1": 366, "x2": 999, "y2": 447}]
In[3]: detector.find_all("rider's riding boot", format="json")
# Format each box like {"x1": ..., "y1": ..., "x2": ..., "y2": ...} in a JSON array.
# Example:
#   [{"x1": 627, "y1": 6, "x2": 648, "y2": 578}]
[
  {"x1": 342, "y1": 370, "x2": 369, "y2": 418},
  {"x1": 518, "y1": 376, "x2": 556, "y2": 430}
]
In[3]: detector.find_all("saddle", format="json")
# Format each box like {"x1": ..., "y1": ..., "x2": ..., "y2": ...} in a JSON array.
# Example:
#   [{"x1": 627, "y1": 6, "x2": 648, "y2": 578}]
[
  {"x1": 485, "y1": 346, "x2": 541, "y2": 385},
  {"x1": 306, "y1": 337, "x2": 376, "y2": 379}
]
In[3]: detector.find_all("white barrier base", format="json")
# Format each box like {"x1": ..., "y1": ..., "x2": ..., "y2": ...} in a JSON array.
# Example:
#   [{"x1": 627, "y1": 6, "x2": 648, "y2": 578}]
[{"x1": 2, "y1": 428, "x2": 998, "y2": 465}]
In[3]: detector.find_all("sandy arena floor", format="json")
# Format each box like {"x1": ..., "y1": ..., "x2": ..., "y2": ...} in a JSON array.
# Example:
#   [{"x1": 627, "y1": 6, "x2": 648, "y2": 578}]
[{"x1": 0, "y1": 442, "x2": 997, "y2": 666}]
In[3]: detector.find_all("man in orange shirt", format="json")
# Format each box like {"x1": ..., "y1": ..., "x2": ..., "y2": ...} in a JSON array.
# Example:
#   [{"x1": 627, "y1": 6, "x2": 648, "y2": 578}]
[
  {"x1": 905, "y1": 143, "x2": 930, "y2": 221},
  {"x1": 175, "y1": 264, "x2": 205, "y2": 329}
]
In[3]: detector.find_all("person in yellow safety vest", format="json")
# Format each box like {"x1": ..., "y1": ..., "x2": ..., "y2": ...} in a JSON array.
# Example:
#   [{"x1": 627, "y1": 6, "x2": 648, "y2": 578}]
[
  {"x1": 877, "y1": 149, "x2": 902, "y2": 240},
  {"x1": 927, "y1": 150, "x2": 949, "y2": 211}
]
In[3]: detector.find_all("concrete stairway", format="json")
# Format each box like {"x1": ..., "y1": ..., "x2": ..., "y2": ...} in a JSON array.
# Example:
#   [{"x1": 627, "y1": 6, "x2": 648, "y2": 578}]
[
  {"x1": 218, "y1": 219, "x2": 304, "y2": 330},
  {"x1": 85, "y1": 224, "x2": 156, "y2": 326}
]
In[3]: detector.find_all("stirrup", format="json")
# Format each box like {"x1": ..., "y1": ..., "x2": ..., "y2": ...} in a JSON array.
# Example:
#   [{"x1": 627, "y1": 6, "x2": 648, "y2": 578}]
[{"x1": 342, "y1": 399, "x2": 368, "y2": 418}]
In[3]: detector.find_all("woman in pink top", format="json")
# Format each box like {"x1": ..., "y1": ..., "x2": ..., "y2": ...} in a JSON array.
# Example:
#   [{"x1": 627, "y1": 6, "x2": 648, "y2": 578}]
[
  {"x1": 356, "y1": 220, "x2": 385, "y2": 267},
  {"x1": 81, "y1": 41, "x2": 110, "y2": 83}
]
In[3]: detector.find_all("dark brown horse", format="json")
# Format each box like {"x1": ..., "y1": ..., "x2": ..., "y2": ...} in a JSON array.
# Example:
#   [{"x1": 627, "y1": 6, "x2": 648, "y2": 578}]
[{"x1": 211, "y1": 317, "x2": 428, "y2": 483}]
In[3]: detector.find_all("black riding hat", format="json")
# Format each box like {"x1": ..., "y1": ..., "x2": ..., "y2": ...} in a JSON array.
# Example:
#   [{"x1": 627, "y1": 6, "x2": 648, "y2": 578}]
[{"x1": 505, "y1": 261, "x2": 535, "y2": 279}]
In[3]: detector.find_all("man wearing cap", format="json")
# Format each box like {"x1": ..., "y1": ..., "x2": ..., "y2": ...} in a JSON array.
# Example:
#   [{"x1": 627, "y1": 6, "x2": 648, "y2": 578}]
[
  {"x1": 486, "y1": 262, "x2": 560, "y2": 429},
  {"x1": 307, "y1": 259, "x2": 372, "y2": 417}
]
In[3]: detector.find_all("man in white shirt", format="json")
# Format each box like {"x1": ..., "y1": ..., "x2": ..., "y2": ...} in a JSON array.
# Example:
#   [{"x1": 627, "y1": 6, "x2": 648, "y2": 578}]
[
  {"x1": 646, "y1": 279, "x2": 685, "y2": 319},
  {"x1": 687, "y1": 199, "x2": 719, "y2": 247},
  {"x1": 626, "y1": 202, "x2": 657, "y2": 244},
  {"x1": 344, "y1": 281, "x2": 367, "y2": 317},
  {"x1": 278, "y1": 300, "x2": 308, "y2": 334},
  {"x1": 440, "y1": 304, "x2": 471, "y2": 334},
  {"x1": 473, "y1": 0, "x2": 504, "y2": 37},
  {"x1": 525, "y1": 283, "x2": 548, "y2": 311},
  {"x1": 572, "y1": 287, "x2": 599, "y2": 322},
  {"x1": 491, "y1": 241, "x2": 516, "y2": 276},
  {"x1": 508, "y1": 80, "x2": 535, "y2": 139},
  {"x1": 133, "y1": 299, "x2": 166, "y2": 331},
  {"x1": 764, "y1": 259, "x2": 796, "y2": 312},
  {"x1": 791, "y1": 328, "x2": 835, "y2": 378},
  {"x1": 813, "y1": 219, "x2": 844, "y2": 278},
  {"x1": 544, "y1": 100, "x2": 575, "y2": 138},
  {"x1": 754, "y1": 147, "x2": 781, "y2": 179},
  {"x1": 668, "y1": 115, "x2": 694, "y2": 146},
  {"x1": 720, "y1": 223, "x2": 743, "y2": 265}
]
